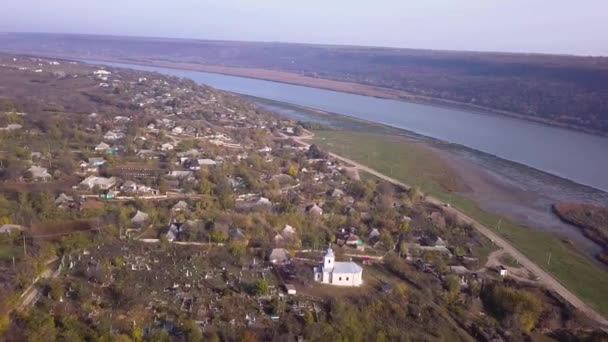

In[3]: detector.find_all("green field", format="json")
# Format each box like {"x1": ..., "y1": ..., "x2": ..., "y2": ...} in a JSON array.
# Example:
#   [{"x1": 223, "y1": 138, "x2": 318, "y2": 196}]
[{"x1": 313, "y1": 130, "x2": 608, "y2": 317}]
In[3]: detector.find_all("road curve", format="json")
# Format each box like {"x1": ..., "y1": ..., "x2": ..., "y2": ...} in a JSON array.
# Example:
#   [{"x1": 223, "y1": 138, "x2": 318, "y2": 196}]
[{"x1": 292, "y1": 133, "x2": 608, "y2": 327}]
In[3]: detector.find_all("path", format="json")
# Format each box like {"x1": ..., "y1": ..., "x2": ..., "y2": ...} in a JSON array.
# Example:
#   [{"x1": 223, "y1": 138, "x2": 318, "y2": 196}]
[
  {"x1": 17, "y1": 258, "x2": 62, "y2": 311},
  {"x1": 291, "y1": 132, "x2": 608, "y2": 327}
]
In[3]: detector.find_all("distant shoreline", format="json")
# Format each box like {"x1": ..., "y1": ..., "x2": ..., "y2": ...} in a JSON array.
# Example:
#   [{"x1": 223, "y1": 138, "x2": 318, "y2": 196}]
[{"x1": 8, "y1": 51, "x2": 605, "y2": 137}]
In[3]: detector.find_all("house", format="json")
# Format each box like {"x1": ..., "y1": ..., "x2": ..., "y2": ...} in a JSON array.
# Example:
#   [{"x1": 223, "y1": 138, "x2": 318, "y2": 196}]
[
  {"x1": 198, "y1": 159, "x2": 217, "y2": 166},
  {"x1": 345, "y1": 234, "x2": 362, "y2": 247},
  {"x1": 496, "y1": 265, "x2": 508, "y2": 277},
  {"x1": 136, "y1": 149, "x2": 155, "y2": 159},
  {"x1": 274, "y1": 233, "x2": 285, "y2": 245},
  {"x1": 305, "y1": 204, "x2": 323, "y2": 216},
  {"x1": 94, "y1": 142, "x2": 111, "y2": 152},
  {"x1": 255, "y1": 197, "x2": 272, "y2": 207},
  {"x1": 103, "y1": 131, "x2": 124, "y2": 141},
  {"x1": 368, "y1": 228, "x2": 380, "y2": 240},
  {"x1": 449, "y1": 266, "x2": 470, "y2": 275},
  {"x1": 120, "y1": 181, "x2": 138, "y2": 193},
  {"x1": 55, "y1": 193, "x2": 76, "y2": 209},
  {"x1": 328, "y1": 188, "x2": 344, "y2": 198},
  {"x1": 435, "y1": 237, "x2": 447, "y2": 248},
  {"x1": 282, "y1": 225, "x2": 296, "y2": 239},
  {"x1": 93, "y1": 69, "x2": 111, "y2": 76},
  {"x1": 268, "y1": 248, "x2": 290, "y2": 264},
  {"x1": 172, "y1": 200, "x2": 189, "y2": 212},
  {"x1": 27, "y1": 165, "x2": 52, "y2": 181},
  {"x1": 79, "y1": 160, "x2": 97, "y2": 173},
  {"x1": 0, "y1": 124, "x2": 22, "y2": 131},
  {"x1": 0, "y1": 224, "x2": 24, "y2": 234},
  {"x1": 167, "y1": 170, "x2": 194, "y2": 180},
  {"x1": 313, "y1": 246, "x2": 363, "y2": 287},
  {"x1": 284, "y1": 284, "x2": 297, "y2": 295},
  {"x1": 161, "y1": 143, "x2": 174, "y2": 151},
  {"x1": 131, "y1": 211, "x2": 150, "y2": 228},
  {"x1": 186, "y1": 159, "x2": 200, "y2": 171},
  {"x1": 166, "y1": 222, "x2": 184, "y2": 242},
  {"x1": 88, "y1": 157, "x2": 106, "y2": 167},
  {"x1": 79, "y1": 176, "x2": 117, "y2": 190}
]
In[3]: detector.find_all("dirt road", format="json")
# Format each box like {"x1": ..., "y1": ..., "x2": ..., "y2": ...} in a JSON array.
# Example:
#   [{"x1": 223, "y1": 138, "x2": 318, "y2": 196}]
[{"x1": 292, "y1": 133, "x2": 608, "y2": 327}]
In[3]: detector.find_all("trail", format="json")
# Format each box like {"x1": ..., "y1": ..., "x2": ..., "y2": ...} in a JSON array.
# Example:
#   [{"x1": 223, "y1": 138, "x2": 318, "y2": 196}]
[{"x1": 291, "y1": 132, "x2": 608, "y2": 327}]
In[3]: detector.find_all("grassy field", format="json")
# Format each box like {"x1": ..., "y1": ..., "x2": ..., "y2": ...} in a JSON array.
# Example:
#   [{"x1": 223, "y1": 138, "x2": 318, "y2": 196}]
[
  {"x1": 499, "y1": 253, "x2": 521, "y2": 268},
  {"x1": 313, "y1": 130, "x2": 608, "y2": 317}
]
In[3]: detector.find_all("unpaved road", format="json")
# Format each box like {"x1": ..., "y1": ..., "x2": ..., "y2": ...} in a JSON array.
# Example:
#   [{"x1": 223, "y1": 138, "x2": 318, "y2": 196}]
[{"x1": 292, "y1": 133, "x2": 608, "y2": 327}]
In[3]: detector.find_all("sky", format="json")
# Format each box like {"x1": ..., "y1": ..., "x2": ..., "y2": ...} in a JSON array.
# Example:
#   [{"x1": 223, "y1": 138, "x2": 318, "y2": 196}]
[{"x1": 1, "y1": 0, "x2": 607, "y2": 56}]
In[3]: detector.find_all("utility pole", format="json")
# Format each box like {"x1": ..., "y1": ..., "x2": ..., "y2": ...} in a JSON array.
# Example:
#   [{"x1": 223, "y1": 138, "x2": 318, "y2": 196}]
[{"x1": 23, "y1": 234, "x2": 27, "y2": 257}]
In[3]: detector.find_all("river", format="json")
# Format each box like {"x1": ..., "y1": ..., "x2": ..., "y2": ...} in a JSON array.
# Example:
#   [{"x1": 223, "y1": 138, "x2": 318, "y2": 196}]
[{"x1": 88, "y1": 60, "x2": 608, "y2": 193}]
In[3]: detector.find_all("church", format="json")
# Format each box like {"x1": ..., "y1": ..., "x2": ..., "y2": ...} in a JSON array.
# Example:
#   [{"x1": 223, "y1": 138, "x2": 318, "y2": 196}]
[{"x1": 313, "y1": 245, "x2": 363, "y2": 287}]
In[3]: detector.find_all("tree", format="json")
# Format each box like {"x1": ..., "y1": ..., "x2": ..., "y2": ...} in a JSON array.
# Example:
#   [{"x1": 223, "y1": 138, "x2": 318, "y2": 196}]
[
  {"x1": 48, "y1": 279, "x2": 63, "y2": 300},
  {"x1": 286, "y1": 164, "x2": 299, "y2": 178},
  {"x1": 407, "y1": 186, "x2": 423, "y2": 202},
  {"x1": 380, "y1": 232, "x2": 394, "y2": 251},
  {"x1": 197, "y1": 179, "x2": 212, "y2": 195},
  {"x1": 209, "y1": 228, "x2": 228, "y2": 243},
  {"x1": 303, "y1": 311, "x2": 314, "y2": 325},
  {"x1": 255, "y1": 279, "x2": 269, "y2": 296},
  {"x1": 183, "y1": 319, "x2": 202, "y2": 342},
  {"x1": 398, "y1": 221, "x2": 410, "y2": 233},
  {"x1": 24, "y1": 308, "x2": 57, "y2": 342},
  {"x1": 482, "y1": 285, "x2": 543, "y2": 332},
  {"x1": 443, "y1": 275, "x2": 461, "y2": 303},
  {"x1": 290, "y1": 125, "x2": 303, "y2": 136}
]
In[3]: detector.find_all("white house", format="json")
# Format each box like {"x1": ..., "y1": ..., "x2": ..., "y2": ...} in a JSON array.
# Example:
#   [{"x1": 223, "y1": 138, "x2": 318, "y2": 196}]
[
  {"x1": 313, "y1": 246, "x2": 363, "y2": 287},
  {"x1": 95, "y1": 142, "x2": 111, "y2": 152},
  {"x1": 161, "y1": 143, "x2": 174, "y2": 151},
  {"x1": 79, "y1": 176, "x2": 117, "y2": 190}
]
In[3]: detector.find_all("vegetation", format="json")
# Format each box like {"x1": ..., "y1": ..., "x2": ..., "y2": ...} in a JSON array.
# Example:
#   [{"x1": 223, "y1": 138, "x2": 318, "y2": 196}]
[{"x1": 553, "y1": 202, "x2": 608, "y2": 248}]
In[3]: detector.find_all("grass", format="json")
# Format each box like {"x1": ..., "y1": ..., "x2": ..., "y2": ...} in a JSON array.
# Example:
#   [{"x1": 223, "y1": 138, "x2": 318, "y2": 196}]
[
  {"x1": 0, "y1": 243, "x2": 21, "y2": 263},
  {"x1": 499, "y1": 253, "x2": 520, "y2": 268},
  {"x1": 313, "y1": 129, "x2": 608, "y2": 317}
]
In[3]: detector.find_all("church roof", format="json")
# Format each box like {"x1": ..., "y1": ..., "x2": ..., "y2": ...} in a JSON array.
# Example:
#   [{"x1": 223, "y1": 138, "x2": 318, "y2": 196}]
[{"x1": 333, "y1": 261, "x2": 362, "y2": 274}]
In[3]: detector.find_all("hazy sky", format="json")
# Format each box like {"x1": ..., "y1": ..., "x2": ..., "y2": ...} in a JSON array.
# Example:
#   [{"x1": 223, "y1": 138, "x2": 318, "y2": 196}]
[{"x1": 2, "y1": 0, "x2": 607, "y2": 55}]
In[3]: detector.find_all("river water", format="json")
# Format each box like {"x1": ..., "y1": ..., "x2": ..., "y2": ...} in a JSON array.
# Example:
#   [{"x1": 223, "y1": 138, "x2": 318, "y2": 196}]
[{"x1": 90, "y1": 61, "x2": 608, "y2": 193}]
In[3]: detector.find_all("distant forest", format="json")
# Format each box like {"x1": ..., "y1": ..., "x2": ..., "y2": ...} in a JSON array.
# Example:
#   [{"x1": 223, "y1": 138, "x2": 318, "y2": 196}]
[{"x1": 2, "y1": 33, "x2": 608, "y2": 134}]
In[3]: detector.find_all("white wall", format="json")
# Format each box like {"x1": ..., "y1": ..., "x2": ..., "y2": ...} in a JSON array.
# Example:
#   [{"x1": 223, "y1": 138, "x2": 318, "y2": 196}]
[{"x1": 330, "y1": 271, "x2": 362, "y2": 287}]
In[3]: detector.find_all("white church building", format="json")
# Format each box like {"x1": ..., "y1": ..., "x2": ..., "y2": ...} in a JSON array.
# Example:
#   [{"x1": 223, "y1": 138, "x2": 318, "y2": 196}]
[{"x1": 313, "y1": 246, "x2": 363, "y2": 287}]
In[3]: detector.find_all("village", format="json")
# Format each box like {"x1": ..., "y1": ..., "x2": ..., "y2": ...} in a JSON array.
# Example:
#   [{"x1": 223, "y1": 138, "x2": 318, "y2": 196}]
[{"x1": 0, "y1": 55, "x2": 601, "y2": 341}]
